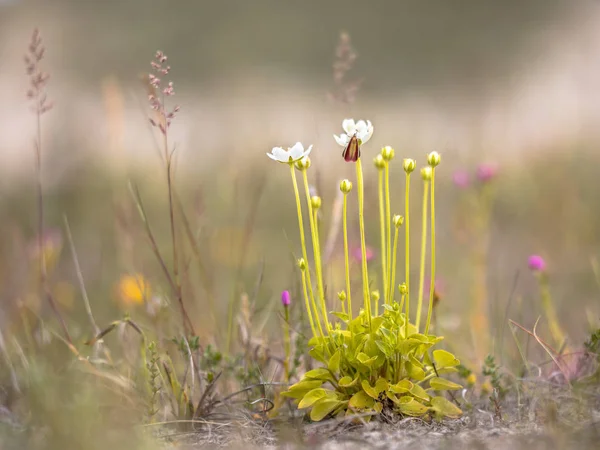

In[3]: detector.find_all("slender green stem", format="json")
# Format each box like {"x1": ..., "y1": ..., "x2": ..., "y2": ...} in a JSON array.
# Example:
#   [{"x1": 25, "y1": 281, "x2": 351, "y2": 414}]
[
  {"x1": 389, "y1": 226, "x2": 400, "y2": 305},
  {"x1": 415, "y1": 180, "x2": 430, "y2": 331},
  {"x1": 356, "y1": 158, "x2": 372, "y2": 330},
  {"x1": 538, "y1": 273, "x2": 566, "y2": 348},
  {"x1": 399, "y1": 293, "x2": 406, "y2": 314},
  {"x1": 342, "y1": 193, "x2": 353, "y2": 320},
  {"x1": 301, "y1": 267, "x2": 320, "y2": 339},
  {"x1": 290, "y1": 165, "x2": 324, "y2": 335},
  {"x1": 302, "y1": 170, "x2": 330, "y2": 331},
  {"x1": 384, "y1": 162, "x2": 392, "y2": 305},
  {"x1": 283, "y1": 306, "x2": 291, "y2": 381},
  {"x1": 404, "y1": 172, "x2": 411, "y2": 337},
  {"x1": 424, "y1": 169, "x2": 436, "y2": 335},
  {"x1": 378, "y1": 169, "x2": 387, "y2": 308}
]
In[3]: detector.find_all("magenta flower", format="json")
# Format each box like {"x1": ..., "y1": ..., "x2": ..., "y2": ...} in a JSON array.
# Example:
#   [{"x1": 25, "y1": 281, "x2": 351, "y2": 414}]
[
  {"x1": 452, "y1": 170, "x2": 470, "y2": 189},
  {"x1": 281, "y1": 290, "x2": 291, "y2": 307},
  {"x1": 528, "y1": 255, "x2": 546, "y2": 272},
  {"x1": 476, "y1": 163, "x2": 498, "y2": 183},
  {"x1": 352, "y1": 245, "x2": 374, "y2": 262}
]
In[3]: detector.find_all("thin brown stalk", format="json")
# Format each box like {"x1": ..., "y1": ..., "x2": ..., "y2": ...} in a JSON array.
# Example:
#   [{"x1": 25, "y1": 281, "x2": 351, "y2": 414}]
[{"x1": 25, "y1": 29, "x2": 72, "y2": 346}]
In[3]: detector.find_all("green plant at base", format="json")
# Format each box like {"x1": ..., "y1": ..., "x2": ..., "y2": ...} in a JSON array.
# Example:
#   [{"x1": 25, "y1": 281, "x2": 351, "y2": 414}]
[{"x1": 282, "y1": 304, "x2": 462, "y2": 421}]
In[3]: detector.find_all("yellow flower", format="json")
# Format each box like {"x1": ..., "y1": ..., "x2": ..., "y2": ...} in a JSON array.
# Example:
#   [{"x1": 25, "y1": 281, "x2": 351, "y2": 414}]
[{"x1": 118, "y1": 274, "x2": 150, "y2": 305}]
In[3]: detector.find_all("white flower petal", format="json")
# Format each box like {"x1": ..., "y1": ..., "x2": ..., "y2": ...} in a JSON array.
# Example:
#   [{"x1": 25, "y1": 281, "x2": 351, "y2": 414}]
[
  {"x1": 289, "y1": 142, "x2": 304, "y2": 153},
  {"x1": 289, "y1": 143, "x2": 306, "y2": 161},
  {"x1": 355, "y1": 120, "x2": 367, "y2": 133},
  {"x1": 342, "y1": 119, "x2": 356, "y2": 135},
  {"x1": 334, "y1": 133, "x2": 349, "y2": 147},
  {"x1": 303, "y1": 145, "x2": 313, "y2": 157},
  {"x1": 268, "y1": 147, "x2": 290, "y2": 162},
  {"x1": 358, "y1": 120, "x2": 373, "y2": 144}
]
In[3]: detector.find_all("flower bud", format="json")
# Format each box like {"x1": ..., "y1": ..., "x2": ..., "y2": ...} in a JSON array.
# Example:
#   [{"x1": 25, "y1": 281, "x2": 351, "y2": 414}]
[
  {"x1": 403, "y1": 158, "x2": 416, "y2": 174},
  {"x1": 393, "y1": 215, "x2": 404, "y2": 228},
  {"x1": 281, "y1": 290, "x2": 291, "y2": 307},
  {"x1": 297, "y1": 258, "x2": 307, "y2": 271},
  {"x1": 295, "y1": 156, "x2": 311, "y2": 171},
  {"x1": 421, "y1": 166, "x2": 432, "y2": 181},
  {"x1": 371, "y1": 290, "x2": 380, "y2": 302},
  {"x1": 398, "y1": 283, "x2": 408, "y2": 295},
  {"x1": 381, "y1": 146, "x2": 395, "y2": 161},
  {"x1": 311, "y1": 195, "x2": 322, "y2": 210},
  {"x1": 427, "y1": 151, "x2": 441, "y2": 167},
  {"x1": 337, "y1": 291, "x2": 346, "y2": 302},
  {"x1": 340, "y1": 179, "x2": 353, "y2": 194},
  {"x1": 373, "y1": 154, "x2": 386, "y2": 170}
]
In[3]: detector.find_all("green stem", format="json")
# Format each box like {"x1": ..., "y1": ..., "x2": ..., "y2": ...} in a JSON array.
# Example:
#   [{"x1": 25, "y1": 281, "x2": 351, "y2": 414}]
[
  {"x1": 378, "y1": 169, "x2": 387, "y2": 308},
  {"x1": 283, "y1": 306, "x2": 291, "y2": 381},
  {"x1": 356, "y1": 158, "x2": 372, "y2": 330},
  {"x1": 290, "y1": 165, "x2": 323, "y2": 335},
  {"x1": 301, "y1": 267, "x2": 320, "y2": 339},
  {"x1": 342, "y1": 193, "x2": 352, "y2": 320},
  {"x1": 415, "y1": 180, "x2": 430, "y2": 331},
  {"x1": 302, "y1": 170, "x2": 330, "y2": 331},
  {"x1": 538, "y1": 273, "x2": 566, "y2": 348},
  {"x1": 389, "y1": 226, "x2": 400, "y2": 305},
  {"x1": 404, "y1": 172, "x2": 411, "y2": 337},
  {"x1": 424, "y1": 168, "x2": 436, "y2": 335},
  {"x1": 384, "y1": 162, "x2": 392, "y2": 305}
]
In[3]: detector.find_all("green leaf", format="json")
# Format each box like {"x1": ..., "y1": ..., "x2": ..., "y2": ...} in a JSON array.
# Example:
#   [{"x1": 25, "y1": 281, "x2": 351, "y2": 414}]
[
  {"x1": 328, "y1": 350, "x2": 341, "y2": 373},
  {"x1": 356, "y1": 352, "x2": 377, "y2": 367},
  {"x1": 433, "y1": 349, "x2": 460, "y2": 369},
  {"x1": 375, "y1": 340, "x2": 393, "y2": 357},
  {"x1": 373, "y1": 401, "x2": 383, "y2": 414},
  {"x1": 430, "y1": 396, "x2": 462, "y2": 419},
  {"x1": 370, "y1": 316, "x2": 385, "y2": 332},
  {"x1": 332, "y1": 312, "x2": 349, "y2": 322},
  {"x1": 389, "y1": 379, "x2": 413, "y2": 394},
  {"x1": 338, "y1": 375, "x2": 358, "y2": 388},
  {"x1": 304, "y1": 368, "x2": 331, "y2": 380},
  {"x1": 429, "y1": 377, "x2": 462, "y2": 391},
  {"x1": 405, "y1": 361, "x2": 426, "y2": 380},
  {"x1": 396, "y1": 396, "x2": 429, "y2": 416},
  {"x1": 281, "y1": 379, "x2": 323, "y2": 399},
  {"x1": 361, "y1": 379, "x2": 379, "y2": 399},
  {"x1": 410, "y1": 383, "x2": 430, "y2": 402},
  {"x1": 298, "y1": 388, "x2": 328, "y2": 409},
  {"x1": 310, "y1": 399, "x2": 342, "y2": 421},
  {"x1": 348, "y1": 390, "x2": 375, "y2": 409}
]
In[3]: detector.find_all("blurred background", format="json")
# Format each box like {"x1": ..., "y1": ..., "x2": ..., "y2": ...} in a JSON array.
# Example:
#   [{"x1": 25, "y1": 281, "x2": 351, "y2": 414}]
[{"x1": 0, "y1": 0, "x2": 599, "y2": 365}]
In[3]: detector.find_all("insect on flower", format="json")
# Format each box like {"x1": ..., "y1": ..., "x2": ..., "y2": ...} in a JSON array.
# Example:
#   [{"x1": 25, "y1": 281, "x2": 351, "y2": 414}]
[{"x1": 333, "y1": 119, "x2": 373, "y2": 162}]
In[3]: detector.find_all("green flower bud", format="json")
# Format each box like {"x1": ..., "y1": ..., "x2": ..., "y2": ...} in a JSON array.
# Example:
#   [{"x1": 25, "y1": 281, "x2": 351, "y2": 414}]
[
  {"x1": 297, "y1": 258, "x2": 307, "y2": 271},
  {"x1": 337, "y1": 291, "x2": 347, "y2": 302},
  {"x1": 421, "y1": 166, "x2": 432, "y2": 181},
  {"x1": 427, "y1": 151, "x2": 441, "y2": 167},
  {"x1": 295, "y1": 157, "x2": 311, "y2": 171},
  {"x1": 381, "y1": 145, "x2": 395, "y2": 161},
  {"x1": 398, "y1": 283, "x2": 408, "y2": 295},
  {"x1": 340, "y1": 179, "x2": 353, "y2": 194},
  {"x1": 393, "y1": 214, "x2": 404, "y2": 228},
  {"x1": 371, "y1": 290, "x2": 380, "y2": 302},
  {"x1": 403, "y1": 158, "x2": 416, "y2": 174},
  {"x1": 373, "y1": 154, "x2": 386, "y2": 170},
  {"x1": 311, "y1": 195, "x2": 322, "y2": 210}
]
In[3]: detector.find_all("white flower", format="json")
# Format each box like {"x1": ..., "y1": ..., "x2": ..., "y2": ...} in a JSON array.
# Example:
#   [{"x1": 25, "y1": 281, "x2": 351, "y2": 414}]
[
  {"x1": 267, "y1": 142, "x2": 313, "y2": 164},
  {"x1": 333, "y1": 119, "x2": 373, "y2": 147}
]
